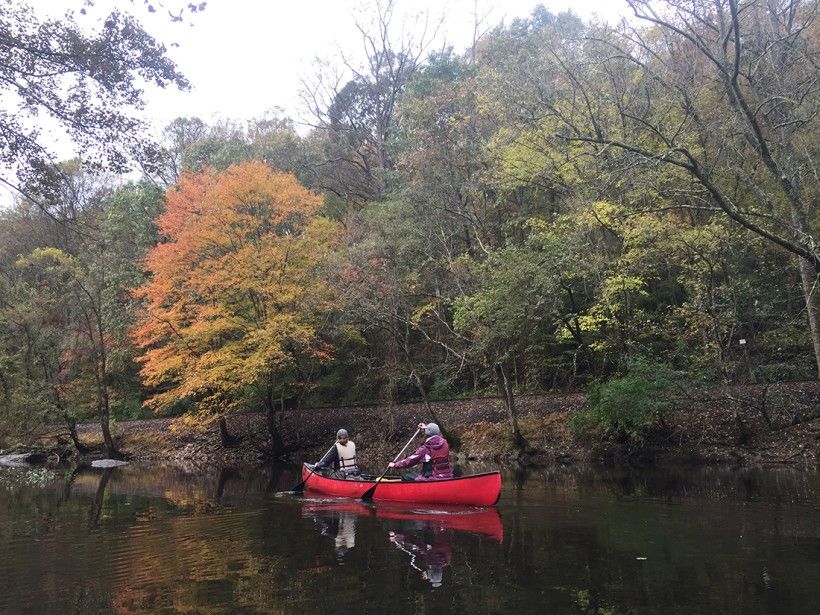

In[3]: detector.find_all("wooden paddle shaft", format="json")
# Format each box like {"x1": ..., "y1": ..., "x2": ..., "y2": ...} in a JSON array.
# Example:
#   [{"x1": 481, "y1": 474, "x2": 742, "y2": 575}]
[
  {"x1": 361, "y1": 428, "x2": 422, "y2": 501},
  {"x1": 291, "y1": 444, "x2": 335, "y2": 493},
  {"x1": 391, "y1": 428, "x2": 422, "y2": 464}
]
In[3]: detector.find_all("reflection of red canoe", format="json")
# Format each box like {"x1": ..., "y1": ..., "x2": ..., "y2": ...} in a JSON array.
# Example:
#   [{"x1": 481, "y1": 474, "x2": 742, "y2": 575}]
[
  {"x1": 301, "y1": 500, "x2": 504, "y2": 542},
  {"x1": 301, "y1": 464, "x2": 502, "y2": 506},
  {"x1": 377, "y1": 506, "x2": 503, "y2": 542}
]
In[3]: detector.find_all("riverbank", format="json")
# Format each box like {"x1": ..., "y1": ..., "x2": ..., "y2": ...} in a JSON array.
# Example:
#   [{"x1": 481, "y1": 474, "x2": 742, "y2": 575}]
[{"x1": 8, "y1": 381, "x2": 819, "y2": 469}]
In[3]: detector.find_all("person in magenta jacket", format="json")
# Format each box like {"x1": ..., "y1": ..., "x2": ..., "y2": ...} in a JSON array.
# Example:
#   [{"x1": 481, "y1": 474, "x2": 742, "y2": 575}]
[{"x1": 388, "y1": 422, "x2": 453, "y2": 480}]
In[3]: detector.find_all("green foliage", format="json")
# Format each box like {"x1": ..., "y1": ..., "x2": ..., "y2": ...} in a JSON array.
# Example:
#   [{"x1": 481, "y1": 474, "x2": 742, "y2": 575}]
[
  {"x1": 428, "y1": 374, "x2": 458, "y2": 401},
  {"x1": 1, "y1": 0, "x2": 818, "y2": 435},
  {"x1": 161, "y1": 113, "x2": 309, "y2": 186},
  {"x1": 1, "y1": 1, "x2": 188, "y2": 192},
  {"x1": 0, "y1": 468, "x2": 57, "y2": 491},
  {"x1": 571, "y1": 359, "x2": 682, "y2": 445},
  {"x1": 109, "y1": 396, "x2": 151, "y2": 421}
]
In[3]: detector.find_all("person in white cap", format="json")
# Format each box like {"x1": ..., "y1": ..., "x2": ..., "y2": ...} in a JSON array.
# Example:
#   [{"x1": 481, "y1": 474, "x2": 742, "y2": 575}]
[{"x1": 388, "y1": 422, "x2": 453, "y2": 480}]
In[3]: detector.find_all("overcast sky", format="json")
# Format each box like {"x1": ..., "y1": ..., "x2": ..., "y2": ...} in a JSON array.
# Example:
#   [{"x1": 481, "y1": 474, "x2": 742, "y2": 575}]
[
  {"x1": 6, "y1": 0, "x2": 629, "y2": 205},
  {"x1": 28, "y1": 0, "x2": 629, "y2": 129},
  {"x1": 136, "y1": 0, "x2": 630, "y2": 130}
]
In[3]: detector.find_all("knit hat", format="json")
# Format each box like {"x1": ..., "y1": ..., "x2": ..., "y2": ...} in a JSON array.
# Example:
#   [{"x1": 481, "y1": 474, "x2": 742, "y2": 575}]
[{"x1": 424, "y1": 423, "x2": 440, "y2": 436}]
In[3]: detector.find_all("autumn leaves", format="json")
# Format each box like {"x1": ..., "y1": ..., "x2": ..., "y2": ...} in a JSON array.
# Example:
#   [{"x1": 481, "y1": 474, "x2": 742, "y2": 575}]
[{"x1": 132, "y1": 162, "x2": 337, "y2": 425}]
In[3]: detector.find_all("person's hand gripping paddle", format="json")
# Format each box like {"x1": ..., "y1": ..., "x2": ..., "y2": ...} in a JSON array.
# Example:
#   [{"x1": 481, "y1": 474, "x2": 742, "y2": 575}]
[{"x1": 360, "y1": 428, "x2": 421, "y2": 502}]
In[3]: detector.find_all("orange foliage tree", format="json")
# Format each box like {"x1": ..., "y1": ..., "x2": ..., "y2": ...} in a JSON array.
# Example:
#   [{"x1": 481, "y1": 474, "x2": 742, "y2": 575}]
[{"x1": 132, "y1": 161, "x2": 337, "y2": 454}]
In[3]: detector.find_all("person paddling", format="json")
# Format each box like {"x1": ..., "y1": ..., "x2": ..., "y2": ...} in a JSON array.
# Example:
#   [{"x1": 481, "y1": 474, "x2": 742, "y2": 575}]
[
  {"x1": 311, "y1": 428, "x2": 360, "y2": 478},
  {"x1": 388, "y1": 422, "x2": 453, "y2": 481}
]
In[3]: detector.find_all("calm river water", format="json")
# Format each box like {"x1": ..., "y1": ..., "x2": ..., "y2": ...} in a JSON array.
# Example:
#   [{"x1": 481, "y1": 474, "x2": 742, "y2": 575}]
[{"x1": 0, "y1": 462, "x2": 817, "y2": 614}]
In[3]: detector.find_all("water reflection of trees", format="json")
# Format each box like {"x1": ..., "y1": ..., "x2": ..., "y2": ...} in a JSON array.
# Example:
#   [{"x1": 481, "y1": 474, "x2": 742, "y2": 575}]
[
  {"x1": 522, "y1": 465, "x2": 819, "y2": 502},
  {"x1": 88, "y1": 467, "x2": 113, "y2": 529},
  {"x1": 1, "y1": 463, "x2": 817, "y2": 613},
  {"x1": 501, "y1": 466, "x2": 820, "y2": 613}
]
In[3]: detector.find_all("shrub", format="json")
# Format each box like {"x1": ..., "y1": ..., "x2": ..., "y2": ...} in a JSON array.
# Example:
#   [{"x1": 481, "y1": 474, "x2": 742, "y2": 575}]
[
  {"x1": 428, "y1": 375, "x2": 456, "y2": 400},
  {"x1": 571, "y1": 359, "x2": 682, "y2": 445},
  {"x1": 110, "y1": 397, "x2": 152, "y2": 421}
]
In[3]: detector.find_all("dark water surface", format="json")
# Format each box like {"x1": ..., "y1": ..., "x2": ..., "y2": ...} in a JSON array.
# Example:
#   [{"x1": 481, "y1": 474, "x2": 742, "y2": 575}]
[{"x1": 0, "y1": 463, "x2": 817, "y2": 614}]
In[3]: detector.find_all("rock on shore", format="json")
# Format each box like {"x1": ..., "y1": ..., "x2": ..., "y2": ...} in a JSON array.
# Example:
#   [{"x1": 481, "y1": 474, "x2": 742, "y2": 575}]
[{"x1": 91, "y1": 459, "x2": 129, "y2": 468}]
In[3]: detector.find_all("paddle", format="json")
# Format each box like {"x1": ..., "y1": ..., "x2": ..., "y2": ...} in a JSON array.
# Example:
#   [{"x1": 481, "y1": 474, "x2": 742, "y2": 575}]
[
  {"x1": 288, "y1": 444, "x2": 335, "y2": 494},
  {"x1": 360, "y1": 428, "x2": 421, "y2": 502}
]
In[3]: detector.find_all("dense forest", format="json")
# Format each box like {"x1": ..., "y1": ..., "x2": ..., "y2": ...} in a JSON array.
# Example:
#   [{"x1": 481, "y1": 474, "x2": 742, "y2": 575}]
[{"x1": 0, "y1": 0, "x2": 817, "y2": 457}]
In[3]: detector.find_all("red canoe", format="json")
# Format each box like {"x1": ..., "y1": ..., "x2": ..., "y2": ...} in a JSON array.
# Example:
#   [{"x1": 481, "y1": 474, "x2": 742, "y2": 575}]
[{"x1": 301, "y1": 464, "x2": 502, "y2": 506}]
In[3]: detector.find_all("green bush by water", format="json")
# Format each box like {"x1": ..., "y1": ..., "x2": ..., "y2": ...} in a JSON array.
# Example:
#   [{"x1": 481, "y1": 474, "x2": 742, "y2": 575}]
[{"x1": 571, "y1": 359, "x2": 682, "y2": 446}]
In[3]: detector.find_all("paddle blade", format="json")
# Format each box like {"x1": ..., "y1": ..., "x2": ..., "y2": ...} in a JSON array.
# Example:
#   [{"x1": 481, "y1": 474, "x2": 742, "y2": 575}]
[
  {"x1": 359, "y1": 476, "x2": 391, "y2": 501},
  {"x1": 288, "y1": 462, "x2": 318, "y2": 495},
  {"x1": 360, "y1": 483, "x2": 378, "y2": 502}
]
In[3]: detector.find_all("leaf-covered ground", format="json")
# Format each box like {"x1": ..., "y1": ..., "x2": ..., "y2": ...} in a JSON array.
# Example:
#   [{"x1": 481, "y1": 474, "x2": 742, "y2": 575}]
[{"x1": 21, "y1": 382, "x2": 820, "y2": 469}]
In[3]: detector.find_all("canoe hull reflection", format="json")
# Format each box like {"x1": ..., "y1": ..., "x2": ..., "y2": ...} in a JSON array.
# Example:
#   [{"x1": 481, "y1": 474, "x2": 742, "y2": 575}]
[
  {"x1": 301, "y1": 464, "x2": 502, "y2": 506},
  {"x1": 302, "y1": 500, "x2": 504, "y2": 542}
]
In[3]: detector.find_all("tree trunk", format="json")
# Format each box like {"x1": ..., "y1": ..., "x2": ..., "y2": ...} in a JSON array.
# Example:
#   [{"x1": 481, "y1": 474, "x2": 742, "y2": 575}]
[
  {"x1": 98, "y1": 394, "x2": 117, "y2": 458},
  {"x1": 797, "y1": 256, "x2": 820, "y2": 378},
  {"x1": 87, "y1": 298, "x2": 117, "y2": 458},
  {"x1": 218, "y1": 416, "x2": 236, "y2": 448},
  {"x1": 410, "y1": 369, "x2": 460, "y2": 450},
  {"x1": 495, "y1": 362, "x2": 525, "y2": 449},
  {"x1": 560, "y1": 284, "x2": 595, "y2": 376},
  {"x1": 62, "y1": 413, "x2": 88, "y2": 454},
  {"x1": 265, "y1": 387, "x2": 286, "y2": 457},
  {"x1": 410, "y1": 370, "x2": 435, "y2": 419}
]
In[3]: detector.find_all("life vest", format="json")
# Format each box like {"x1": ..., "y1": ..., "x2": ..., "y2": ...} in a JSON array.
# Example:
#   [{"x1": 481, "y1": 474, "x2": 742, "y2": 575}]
[
  {"x1": 335, "y1": 441, "x2": 358, "y2": 472},
  {"x1": 421, "y1": 436, "x2": 452, "y2": 478},
  {"x1": 392, "y1": 435, "x2": 453, "y2": 480}
]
